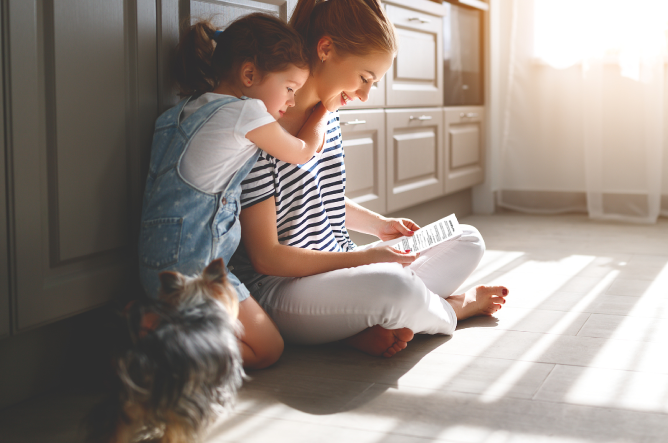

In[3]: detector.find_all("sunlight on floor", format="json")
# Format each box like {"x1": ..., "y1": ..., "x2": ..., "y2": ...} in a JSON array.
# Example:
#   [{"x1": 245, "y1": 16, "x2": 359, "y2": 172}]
[{"x1": 479, "y1": 267, "x2": 619, "y2": 402}]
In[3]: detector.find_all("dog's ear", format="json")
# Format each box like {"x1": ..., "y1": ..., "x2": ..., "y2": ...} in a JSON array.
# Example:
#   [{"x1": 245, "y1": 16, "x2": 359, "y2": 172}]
[
  {"x1": 203, "y1": 258, "x2": 227, "y2": 284},
  {"x1": 159, "y1": 271, "x2": 186, "y2": 297}
]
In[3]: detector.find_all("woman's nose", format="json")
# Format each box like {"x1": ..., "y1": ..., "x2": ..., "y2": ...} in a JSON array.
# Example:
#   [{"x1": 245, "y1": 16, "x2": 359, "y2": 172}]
[{"x1": 357, "y1": 82, "x2": 373, "y2": 102}]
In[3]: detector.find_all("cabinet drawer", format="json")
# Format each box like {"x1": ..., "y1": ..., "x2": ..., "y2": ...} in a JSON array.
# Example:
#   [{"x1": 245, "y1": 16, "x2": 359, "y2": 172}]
[
  {"x1": 340, "y1": 110, "x2": 386, "y2": 214},
  {"x1": 444, "y1": 107, "x2": 485, "y2": 194},
  {"x1": 385, "y1": 108, "x2": 444, "y2": 212},
  {"x1": 385, "y1": 4, "x2": 443, "y2": 108}
]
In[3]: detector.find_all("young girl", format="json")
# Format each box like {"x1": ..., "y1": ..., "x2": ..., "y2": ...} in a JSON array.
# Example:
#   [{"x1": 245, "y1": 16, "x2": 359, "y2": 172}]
[{"x1": 138, "y1": 13, "x2": 327, "y2": 368}]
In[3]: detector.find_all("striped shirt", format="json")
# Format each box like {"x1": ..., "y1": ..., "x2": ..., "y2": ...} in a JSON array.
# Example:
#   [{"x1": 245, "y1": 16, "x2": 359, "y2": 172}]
[{"x1": 229, "y1": 112, "x2": 356, "y2": 283}]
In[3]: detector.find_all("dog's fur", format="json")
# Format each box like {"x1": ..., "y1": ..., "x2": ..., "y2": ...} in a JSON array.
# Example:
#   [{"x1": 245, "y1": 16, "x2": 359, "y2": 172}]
[{"x1": 86, "y1": 259, "x2": 244, "y2": 443}]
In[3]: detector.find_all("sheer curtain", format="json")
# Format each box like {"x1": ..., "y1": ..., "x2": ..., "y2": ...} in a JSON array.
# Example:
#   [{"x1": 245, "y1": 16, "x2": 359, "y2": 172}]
[{"x1": 497, "y1": 0, "x2": 668, "y2": 223}]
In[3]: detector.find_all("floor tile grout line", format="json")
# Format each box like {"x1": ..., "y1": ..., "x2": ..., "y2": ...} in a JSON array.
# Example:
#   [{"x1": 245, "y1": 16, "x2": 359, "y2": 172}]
[
  {"x1": 573, "y1": 312, "x2": 593, "y2": 336},
  {"x1": 529, "y1": 362, "x2": 559, "y2": 403}
]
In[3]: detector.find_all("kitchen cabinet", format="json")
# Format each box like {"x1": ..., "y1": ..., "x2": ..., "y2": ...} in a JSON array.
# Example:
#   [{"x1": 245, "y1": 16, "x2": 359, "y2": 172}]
[
  {"x1": 339, "y1": 110, "x2": 387, "y2": 214},
  {"x1": 385, "y1": 108, "x2": 444, "y2": 212},
  {"x1": 444, "y1": 107, "x2": 485, "y2": 194},
  {"x1": 5, "y1": 0, "x2": 159, "y2": 331},
  {"x1": 384, "y1": 1, "x2": 443, "y2": 107}
]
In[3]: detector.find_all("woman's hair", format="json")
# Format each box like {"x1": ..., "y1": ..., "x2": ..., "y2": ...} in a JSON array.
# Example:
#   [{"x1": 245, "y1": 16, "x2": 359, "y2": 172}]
[
  {"x1": 174, "y1": 13, "x2": 309, "y2": 97},
  {"x1": 290, "y1": 0, "x2": 397, "y2": 66}
]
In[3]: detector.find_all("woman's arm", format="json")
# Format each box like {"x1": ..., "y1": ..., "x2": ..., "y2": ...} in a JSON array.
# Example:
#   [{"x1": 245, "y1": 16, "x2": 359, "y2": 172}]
[
  {"x1": 246, "y1": 104, "x2": 328, "y2": 164},
  {"x1": 239, "y1": 197, "x2": 418, "y2": 278},
  {"x1": 345, "y1": 197, "x2": 420, "y2": 241}
]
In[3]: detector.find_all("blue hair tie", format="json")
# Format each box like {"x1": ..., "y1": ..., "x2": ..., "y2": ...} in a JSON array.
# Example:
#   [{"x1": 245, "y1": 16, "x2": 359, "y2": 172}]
[{"x1": 213, "y1": 30, "x2": 224, "y2": 42}]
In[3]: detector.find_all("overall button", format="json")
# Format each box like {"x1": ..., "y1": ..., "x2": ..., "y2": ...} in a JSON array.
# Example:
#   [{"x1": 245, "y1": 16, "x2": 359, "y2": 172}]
[{"x1": 221, "y1": 197, "x2": 227, "y2": 205}]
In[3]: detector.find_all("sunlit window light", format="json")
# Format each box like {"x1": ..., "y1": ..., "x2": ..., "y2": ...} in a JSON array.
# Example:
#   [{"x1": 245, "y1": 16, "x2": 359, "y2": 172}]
[{"x1": 533, "y1": 0, "x2": 668, "y2": 77}]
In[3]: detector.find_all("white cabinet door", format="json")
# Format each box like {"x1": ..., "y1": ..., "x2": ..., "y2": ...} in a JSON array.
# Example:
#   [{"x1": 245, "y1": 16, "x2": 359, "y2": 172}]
[
  {"x1": 444, "y1": 107, "x2": 485, "y2": 195},
  {"x1": 340, "y1": 110, "x2": 386, "y2": 214},
  {"x1": 386, "y1": 108, "x2": 444, "y2": 213},
  {"x1": 8, "y1": 0, "x2": 158, "y2": 331},
  {"x1": 385, "y1": 2, "x2": 443, "y2": 108}
]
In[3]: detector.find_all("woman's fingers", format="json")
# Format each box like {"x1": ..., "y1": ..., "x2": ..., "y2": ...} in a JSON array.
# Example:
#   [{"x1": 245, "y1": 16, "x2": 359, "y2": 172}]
[
  {"x1": 391, "y1": 219, "x2": 415, "y2": 237},
  {"x1": 392, "y1": 248, "x2": 419, "y2": 265},
  {"x1": 402, "y1": 218, "x2": 420, "y2": 232}
]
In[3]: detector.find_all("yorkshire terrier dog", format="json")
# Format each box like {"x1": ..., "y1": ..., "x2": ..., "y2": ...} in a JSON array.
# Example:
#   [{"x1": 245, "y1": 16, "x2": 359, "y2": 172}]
[{"x1": 86, "y1": 259, "x2": 244, "y2": 443}]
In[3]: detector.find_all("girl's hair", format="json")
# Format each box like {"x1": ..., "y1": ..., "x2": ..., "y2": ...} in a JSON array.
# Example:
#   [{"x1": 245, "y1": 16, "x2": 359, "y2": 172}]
[
  {"x1": 174, "y1": 13, "x2": 309, "y2": 97},
  {"x1": 290, "y1": 0, "x2": 397, "y2": 66}
]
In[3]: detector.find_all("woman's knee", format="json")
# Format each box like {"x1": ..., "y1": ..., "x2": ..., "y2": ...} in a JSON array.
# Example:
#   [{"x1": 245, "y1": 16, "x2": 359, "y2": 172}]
[
  {"x1": 373, "y1": 267, "x2": 431, "y2": 312},
  {"x1": 460, "y1": 224, "x2": 486, "y2": 259}
]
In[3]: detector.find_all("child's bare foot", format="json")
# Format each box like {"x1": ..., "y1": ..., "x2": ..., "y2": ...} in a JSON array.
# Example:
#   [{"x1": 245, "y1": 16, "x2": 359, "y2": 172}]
[
  {"x1": 342, "y1": 325, "x2": 414, "y2": 358},
  {"x1": 446, "y1": 285, "x2": 509, "y2": 320}
]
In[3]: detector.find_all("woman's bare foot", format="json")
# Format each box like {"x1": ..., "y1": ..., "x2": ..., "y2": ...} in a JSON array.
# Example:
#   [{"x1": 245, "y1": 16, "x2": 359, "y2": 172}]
[
  {"x1": 342, "y1": 325, "x2": 414, "y2": 358},
  {"x1": 446, "y1": 285, "x2": 509, "y2": 320}
]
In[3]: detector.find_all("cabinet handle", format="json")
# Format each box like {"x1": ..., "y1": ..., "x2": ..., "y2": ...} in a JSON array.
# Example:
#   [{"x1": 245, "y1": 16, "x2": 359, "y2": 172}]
[
  {"x1": 408, "y1": 16, "x2": 431, "y2": 24},
  {"x1": 343, "y1": 119, "x2": 367, "y2": 126},
  {"x1": 410, "y1": 115, "x2": 432, "y2": 121},
  {"x1": 459, "y1": 112, "x2": 479, "y2": 118}
]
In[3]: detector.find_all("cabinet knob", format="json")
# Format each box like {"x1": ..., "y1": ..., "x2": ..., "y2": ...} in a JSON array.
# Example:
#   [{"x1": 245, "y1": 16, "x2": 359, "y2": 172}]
[
  {"x1": 459, "y1": 112, "x2": 479, "y2": 118},
  {"x1": 343, "y1": 119, "x2": 367, "y2": 126},
  {"x1": 462, "y1": 84, "x2": 469, "y2": 90},
  {"x1": 408, "y1": 16, "x2": 431, "y2": 24},
  {"x1": 410, "y1": 115, "x2": 432, "y2": 121}
]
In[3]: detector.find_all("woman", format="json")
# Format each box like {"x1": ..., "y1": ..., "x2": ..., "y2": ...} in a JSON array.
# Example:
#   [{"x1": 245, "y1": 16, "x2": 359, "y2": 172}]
[{"x1": 231, "y1": 0, "x2": 509, "y2": 360}]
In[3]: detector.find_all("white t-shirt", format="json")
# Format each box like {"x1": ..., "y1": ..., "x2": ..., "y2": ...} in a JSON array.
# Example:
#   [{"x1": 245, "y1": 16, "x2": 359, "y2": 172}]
[{"x1": 179, "y1": 93, "x2": 275, "y2": 194}]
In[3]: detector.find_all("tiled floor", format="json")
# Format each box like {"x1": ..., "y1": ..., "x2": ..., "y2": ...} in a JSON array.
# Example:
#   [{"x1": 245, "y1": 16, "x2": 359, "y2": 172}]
[{"x1": 2, "y1": 213, "x2": 668, "y2": 443}]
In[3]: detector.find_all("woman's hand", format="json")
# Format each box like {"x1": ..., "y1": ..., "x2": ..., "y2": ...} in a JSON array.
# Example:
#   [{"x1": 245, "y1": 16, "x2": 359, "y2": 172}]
[
  {"x1": 362, "y1": 245, "x2": 419, "y2": 267},
  {"x1": 375, "y1": 218, "x2": 421, "y2": 242}
]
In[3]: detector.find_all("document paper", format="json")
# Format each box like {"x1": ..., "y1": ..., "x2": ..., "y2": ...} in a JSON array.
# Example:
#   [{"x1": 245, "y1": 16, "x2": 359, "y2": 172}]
[{"x1": 373, "y1": 213, "x2": 462, "y2": 254}]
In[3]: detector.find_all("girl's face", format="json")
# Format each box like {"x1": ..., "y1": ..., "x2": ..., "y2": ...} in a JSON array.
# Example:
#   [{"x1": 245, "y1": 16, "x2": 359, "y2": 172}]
[
  {"x1": 315, "y1": 48, "x2": 394, "y2": 112},
  {"x1": 246, "y1": 64, "x2": 310, "y2": 120}
]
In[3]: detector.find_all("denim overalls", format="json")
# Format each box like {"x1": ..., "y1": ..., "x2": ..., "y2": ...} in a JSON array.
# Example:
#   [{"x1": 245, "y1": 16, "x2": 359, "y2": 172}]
[{"x1": 139, "y1": 95, "x2": 259, "y2": 300}]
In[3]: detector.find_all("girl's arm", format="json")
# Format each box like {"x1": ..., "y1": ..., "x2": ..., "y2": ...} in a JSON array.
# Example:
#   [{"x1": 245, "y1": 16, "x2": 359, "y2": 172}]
[
  {"x1": 239, "y1": 197, "x2": 418, "y2": 278},
  {"x1": 246, "y1": 104, "x2": 328, "y2": 165},
  {"x1": 345, "y1": 197, "x2": 420, "y2": 241}
]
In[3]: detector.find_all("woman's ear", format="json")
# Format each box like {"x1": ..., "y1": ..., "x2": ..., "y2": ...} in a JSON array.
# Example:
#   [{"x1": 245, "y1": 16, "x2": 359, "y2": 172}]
[
  {"x1": 316, "y1": 36, "x2": 334, "y2": 63},
  {"x1": 240, "y1": 61, "x2": 257, "y2": 87}
]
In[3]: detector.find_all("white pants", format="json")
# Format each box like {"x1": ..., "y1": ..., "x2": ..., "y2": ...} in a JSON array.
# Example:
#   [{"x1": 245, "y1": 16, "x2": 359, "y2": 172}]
[{"x1": 246, "y1": 225, "x2": 485, "y2": 345}]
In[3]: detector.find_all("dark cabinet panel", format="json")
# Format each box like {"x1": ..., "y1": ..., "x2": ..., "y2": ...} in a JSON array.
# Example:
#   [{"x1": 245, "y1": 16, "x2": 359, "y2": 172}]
[{"x1": 8, "y1": 0, "x2": 157, "y2": 331}]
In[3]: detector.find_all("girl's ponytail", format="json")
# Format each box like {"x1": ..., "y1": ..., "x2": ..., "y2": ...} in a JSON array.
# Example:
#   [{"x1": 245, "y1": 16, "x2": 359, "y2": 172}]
[
  {"x1": 173, "y1": 20, "x2": 219, "y2": 97},
  {"x1": 174, "y1": 14, "x2": 308, "y2": 98}
]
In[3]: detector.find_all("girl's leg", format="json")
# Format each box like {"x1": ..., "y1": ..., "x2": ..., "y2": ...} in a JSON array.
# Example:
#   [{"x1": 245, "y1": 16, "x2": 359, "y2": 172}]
[{"x1": 237, "y1": 295, "x2": 284, "y2": 370}]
